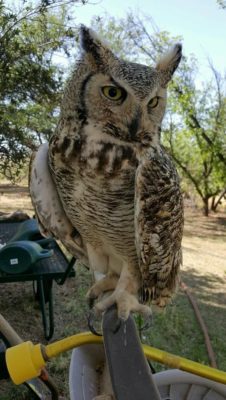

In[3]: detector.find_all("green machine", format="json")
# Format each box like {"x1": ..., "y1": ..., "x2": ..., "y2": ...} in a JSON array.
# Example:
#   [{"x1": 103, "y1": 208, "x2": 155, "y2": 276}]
[
  {"x1": 9, "y1": 219, "x2": 53, "y2": 246},
  {"x1": 0, "y1": 241, "x2": 53, "y2": 274},
  {"x1": 0, "y1": 219, "x2": 75, "y2": 339},
  {"x1": 0, "y1": 219, "x2": 53, "y2": 274}
]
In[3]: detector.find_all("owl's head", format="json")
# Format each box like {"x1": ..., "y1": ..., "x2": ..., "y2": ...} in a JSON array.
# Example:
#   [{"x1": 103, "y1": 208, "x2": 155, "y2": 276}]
[{"x1": 62, "y1": 26, "x2": 182, "y2": 148}]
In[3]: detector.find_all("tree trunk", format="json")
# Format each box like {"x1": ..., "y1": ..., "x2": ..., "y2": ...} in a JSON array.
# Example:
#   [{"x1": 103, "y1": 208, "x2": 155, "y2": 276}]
[
  {"x1": 203, "y1": 197, "x2": 209, "y2": 216},
  {"x1": 211, "y1": 189, "x2": 226, "y2": 213},
  {"x1": 211, "y1": 196, "x2": 216, "y2": 212}
]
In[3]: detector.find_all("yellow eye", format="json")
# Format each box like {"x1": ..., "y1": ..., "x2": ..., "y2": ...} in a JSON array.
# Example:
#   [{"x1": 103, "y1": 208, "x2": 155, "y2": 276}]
[
  {"x1": 101, "y1": 86, "x2": 126, "y2": 101},
  {"x1": 148, "y1": 96, "x2": 159, "y2": 108}
]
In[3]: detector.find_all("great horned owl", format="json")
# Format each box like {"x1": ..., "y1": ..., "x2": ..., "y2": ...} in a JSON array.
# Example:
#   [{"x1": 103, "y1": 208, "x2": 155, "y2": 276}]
[{"x1": 30, "y1": 26, "x2": 183, "y2": 321}]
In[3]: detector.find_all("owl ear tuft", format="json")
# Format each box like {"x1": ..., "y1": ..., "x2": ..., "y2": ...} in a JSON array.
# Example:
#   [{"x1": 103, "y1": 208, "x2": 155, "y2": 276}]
[
  {"x1": 80, "y1": 25, "x2": 115, "y2": 66},
  {"x1": 156, "y1": 43, "x2": 182, "y2": 82}
]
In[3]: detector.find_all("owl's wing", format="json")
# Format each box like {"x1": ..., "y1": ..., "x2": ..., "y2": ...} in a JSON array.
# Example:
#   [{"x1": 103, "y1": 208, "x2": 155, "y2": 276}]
[
  {"x1": 135, "y1": 146, "x2": 183, "y2": 302},
  {"x1": 29, "y1": 143, "x2": 88, "y2": 264}
]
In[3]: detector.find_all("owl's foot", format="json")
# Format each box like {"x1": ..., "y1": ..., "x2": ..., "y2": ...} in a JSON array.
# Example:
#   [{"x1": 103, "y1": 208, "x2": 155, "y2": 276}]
[
  {"x1": 87, "y1": 269, "x2": 151, "y2": 321},
  {"x1": 87, "y1": 274, "x2": 119, "y2": 335},
  {"x1": 92, "y1": 395, "x2": 114, "y2": 400},
  {"x1": 95, "y1": 289, "x2": 151, "y2": 321},
  {"x1": 87, "y1": 309, "x2": 103, "y2": 336},
  {"x1": 86, "y1": 273, "x2": 119, "y2": 307}
]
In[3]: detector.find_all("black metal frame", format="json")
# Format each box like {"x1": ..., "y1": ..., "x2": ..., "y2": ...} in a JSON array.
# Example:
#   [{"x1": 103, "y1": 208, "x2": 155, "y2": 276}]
[{"x1": 0, "y1": 221, "x2": 76, "y2": 340}]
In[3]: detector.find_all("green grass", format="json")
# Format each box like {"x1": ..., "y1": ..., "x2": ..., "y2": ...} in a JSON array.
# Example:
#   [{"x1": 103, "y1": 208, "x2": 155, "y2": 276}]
[
  {"x1": 0, "y1": 385, "x2": 29, "y2": 400},
  {"x1": 142, "y1": 292, "x2": 210, "y2": 372}
]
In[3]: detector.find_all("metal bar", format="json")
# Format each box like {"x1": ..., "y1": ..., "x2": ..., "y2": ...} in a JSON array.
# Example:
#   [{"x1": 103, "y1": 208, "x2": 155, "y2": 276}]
[
  {"x1": 47, "y1": 282, "x2": 54, "y2": 341},
  {"x1": 57, "y1": 257, "x2": 76, "y2": 285},
  {"x1": 37, "y1": 279, "x2": 54, "y2": 341}
]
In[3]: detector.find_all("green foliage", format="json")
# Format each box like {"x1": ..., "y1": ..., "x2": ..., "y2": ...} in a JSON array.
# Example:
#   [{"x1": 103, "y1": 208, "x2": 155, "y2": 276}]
[
  {"x1": 0, "y1": 0, "x2": 81, "y2": 182},
  {"x1": 217, "y1": 0, "x2": 226, "y2": 8},
  {"x1": 164, "y1": 63, "x2": 226, "y2": 215}
]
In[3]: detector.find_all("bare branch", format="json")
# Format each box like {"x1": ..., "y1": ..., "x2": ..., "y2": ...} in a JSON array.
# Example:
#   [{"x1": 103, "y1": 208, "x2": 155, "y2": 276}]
[{"x1": 208, "y1": 59, "x2": 223, "y2": 126}]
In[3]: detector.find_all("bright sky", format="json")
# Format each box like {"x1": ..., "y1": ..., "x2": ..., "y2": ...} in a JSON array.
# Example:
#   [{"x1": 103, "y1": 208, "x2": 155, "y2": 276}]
[{"x1": 73, "y1": 0, "x2": 226, "y2": 81}]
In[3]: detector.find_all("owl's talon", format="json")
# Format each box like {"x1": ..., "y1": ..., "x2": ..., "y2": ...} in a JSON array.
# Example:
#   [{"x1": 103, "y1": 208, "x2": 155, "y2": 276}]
[
  {"x1": 87, "y1": 296, "x2": 97, "y2": 309},
  {"x1": 87, "y1": 309, "x2": 103, "y2": 336},
  {"x1": 139, "y1": 313, "x2": 153, "y2": 332}
]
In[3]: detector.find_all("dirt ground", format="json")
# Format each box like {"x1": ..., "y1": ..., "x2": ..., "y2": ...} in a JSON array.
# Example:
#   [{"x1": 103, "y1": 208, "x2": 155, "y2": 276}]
[
  {"x1": 181, "y1": 210, "x2": 226, "y2": 369},
  {"x1": 0, "y1": 189, "x2": 226, "y2": 399}
]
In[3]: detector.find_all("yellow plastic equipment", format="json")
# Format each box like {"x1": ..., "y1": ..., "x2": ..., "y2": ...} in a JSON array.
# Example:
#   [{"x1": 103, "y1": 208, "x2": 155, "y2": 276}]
[
  {"x1": 5, "y1": 332, "x2": 226, "y2": 386},
  {"x1": 6, "y1": 341, "x2": 46, "y2": 384}
]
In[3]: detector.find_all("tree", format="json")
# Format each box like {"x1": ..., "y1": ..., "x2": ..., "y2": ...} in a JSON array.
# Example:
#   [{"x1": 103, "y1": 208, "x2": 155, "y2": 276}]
[
  {"x1": 0, "y1": 0, "x2": 85, "y2": 182},
  {"x1": 93, "y1": 14, "x2": 226, "y2": 215},
  {"x1": 217, "y1": 0, "x2": 226, "y2": 9},
  {"x1": 161, "y1": 57, "x2": 226, "y2": 216}
]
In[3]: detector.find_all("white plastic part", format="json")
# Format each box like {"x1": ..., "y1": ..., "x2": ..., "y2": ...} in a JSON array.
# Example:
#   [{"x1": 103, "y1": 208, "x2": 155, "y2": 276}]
[
  {"x1": 154, "y1": 369, "x2": 226, "y2": 399},
  {"x1": 69, "y1": 344, "x2": 105, "y2": 400},
  {"x1": 69, "y1": 344, "x2": 226, "y2": 400}
]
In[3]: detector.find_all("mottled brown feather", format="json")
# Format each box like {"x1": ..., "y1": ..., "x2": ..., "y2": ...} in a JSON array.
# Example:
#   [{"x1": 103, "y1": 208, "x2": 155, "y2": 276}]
[{"x1": 135, "y1": 146, "x2": 184, "y2": 304}]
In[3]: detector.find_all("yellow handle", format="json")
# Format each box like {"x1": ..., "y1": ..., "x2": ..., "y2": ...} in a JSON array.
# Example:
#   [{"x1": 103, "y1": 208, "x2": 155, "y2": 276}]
[
  {"x1": 45, "y1": 331, "x2": 102, "y2": 359},
  {"x1": 6, "y1": 341, "x2": 46, "y2": 384},
  {"x1": 5, "y1": 332, "x2": 226, "y2": 386},
  {"x1": 5, "y1": 332, "x2": 101, "y2": 385},
  {"x1": 143, "y1": 344, "x2": 226, "y2": 385}
]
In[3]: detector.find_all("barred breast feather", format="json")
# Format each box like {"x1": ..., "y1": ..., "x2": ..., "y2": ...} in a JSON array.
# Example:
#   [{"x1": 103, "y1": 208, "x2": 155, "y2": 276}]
[{"x1": 48, "y1": 131, "x2": 139, "y2": 262}]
